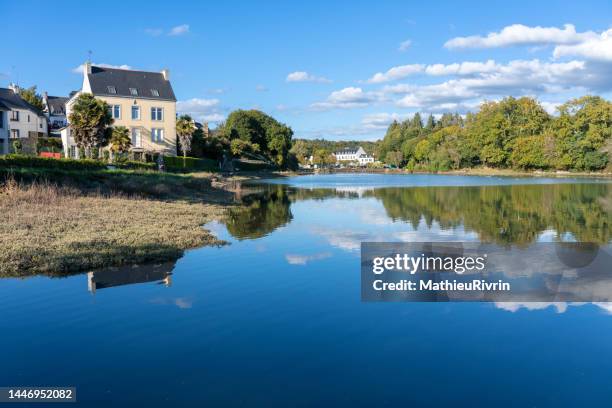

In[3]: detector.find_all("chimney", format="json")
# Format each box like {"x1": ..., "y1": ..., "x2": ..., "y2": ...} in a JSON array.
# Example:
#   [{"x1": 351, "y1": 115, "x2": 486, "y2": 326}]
[
  {"x1": 203, "y1": 122, "x2": 209, "y2": 135},
  {"x1": 161, "y1": 69, "x2": 170, "y2": 81},
  {"x1": 84, "y1": 61, "x2": 92, "y2": 74},
  {"x1": 8, "y1": 83, "x2": 20, "y2": 94}
]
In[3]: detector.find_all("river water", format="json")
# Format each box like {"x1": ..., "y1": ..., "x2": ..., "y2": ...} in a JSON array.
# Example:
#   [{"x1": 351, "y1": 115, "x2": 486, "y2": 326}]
[{"x1": 1, "y1": 173, "x2": 612, "y2": 406}]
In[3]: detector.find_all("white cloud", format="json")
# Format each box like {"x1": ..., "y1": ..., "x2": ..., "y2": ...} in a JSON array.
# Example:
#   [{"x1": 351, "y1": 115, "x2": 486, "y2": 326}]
[
  {"x1": 71, "y1": 63, "x2": 133, "y2": 74},
  {"x1": 425, "y1": 60, "x2": 499, "y2": 76},
  {"x1": 553, "y1": 28, "x2": 612, "y2": 61},
  {"x1": 255, "y1": 84, "x2": 268, "y2": 92},
  {"x1": 168, "y1": 24, "x2": 190, "y2": 36},
  {"x1": 310, "y1": 87, "x2": 382, "y2": 110},
  {"x1": 390, "y1": 59, "x2": 588, "y2": 110},
  {"x1": 362, "y1": 112, "x2": 410, "y2": 130},
  {"x1": 176, "y1": 98, "x2": 224, "y2": 123},
  {"x1": 398, "y1": 39, "x2": 412, "y2": 52},
  {"x1": 285, "y1": 252, "x2": 332, "y2": 265},
  {"x1": 445, "y1": 24, "x2": 595, "y2": 49},
  {"x1": 366, "y1": 64, "x2": 424, "y2": 83},
  {"x1": 286, "y1": 71, "x2": 332, "y2": 83}
]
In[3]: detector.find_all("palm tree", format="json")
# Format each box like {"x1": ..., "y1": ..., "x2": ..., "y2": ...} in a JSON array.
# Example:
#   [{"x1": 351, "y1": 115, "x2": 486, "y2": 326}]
[
  {"x1": 68, "y1": 93, "x2": 113, "y2": 158},
  {"x1": 109, "y1": 126, "x2": 131, "y2": 162},
  {"x1": 176, "y1": 115, "x2": 196, "y2": 167}
]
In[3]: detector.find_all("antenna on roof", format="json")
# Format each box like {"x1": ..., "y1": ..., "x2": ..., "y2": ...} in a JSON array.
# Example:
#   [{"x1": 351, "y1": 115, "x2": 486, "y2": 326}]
[{"x1": 87, "y1": 50, "x2": 92, "y2": 64}]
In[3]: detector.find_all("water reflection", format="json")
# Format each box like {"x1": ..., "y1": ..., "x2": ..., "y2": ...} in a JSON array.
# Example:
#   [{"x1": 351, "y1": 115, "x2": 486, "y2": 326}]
[
  {"x1": 228, "y1": 182, "x2": 612, "y2": 245},
  {"x1": 87, "y1": 262, "x2": 174, "y2": 293}
]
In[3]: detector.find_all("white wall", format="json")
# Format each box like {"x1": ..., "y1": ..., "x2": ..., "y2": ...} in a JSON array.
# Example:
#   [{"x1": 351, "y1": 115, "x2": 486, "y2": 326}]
[
  {"x1": 0, "y1": 111, "x2": 8, "y2": 154},
  {"x1": 8, "y1": 108, "x2": 48, "y2": 138}
]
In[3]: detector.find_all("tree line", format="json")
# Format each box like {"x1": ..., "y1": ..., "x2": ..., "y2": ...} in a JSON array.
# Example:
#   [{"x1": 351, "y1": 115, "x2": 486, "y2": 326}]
[{"x1": 377, "y1": 96, "x2": 612, "y2": 171}]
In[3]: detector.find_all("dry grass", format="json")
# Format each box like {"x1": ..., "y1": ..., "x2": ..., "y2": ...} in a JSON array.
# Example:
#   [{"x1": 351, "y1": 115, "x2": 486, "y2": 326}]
[{"x1": 0, "y1": 178, "x2": 226, "y2": 277}]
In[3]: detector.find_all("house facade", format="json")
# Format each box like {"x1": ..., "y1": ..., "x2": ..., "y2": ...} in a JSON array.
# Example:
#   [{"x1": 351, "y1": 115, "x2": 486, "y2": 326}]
[
  {"x1": 333, "y1": 146, "x2": 375, "y2": 166},
  {"x1": 0, "y1": 102, "x2": 8, "y2": 155},
  {"x1": 62, "y1": 62, "x2": 177, "y2": 158},
  {"x1": 0, "y1": 85, "x2": 48, "y2": 143},
  {"x1": 43, "y1": 92, "x2": 69, "y2": 136}
]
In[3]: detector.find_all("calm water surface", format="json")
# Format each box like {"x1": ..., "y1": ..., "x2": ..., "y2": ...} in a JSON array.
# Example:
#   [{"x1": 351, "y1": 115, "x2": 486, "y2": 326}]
[{"x1": 2, "y1": 174, "x2": 612, "y2": 407}]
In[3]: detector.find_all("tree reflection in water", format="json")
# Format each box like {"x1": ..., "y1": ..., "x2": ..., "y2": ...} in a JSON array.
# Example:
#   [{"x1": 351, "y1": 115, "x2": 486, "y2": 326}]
[{"x1": 225, "y1": 182, "x2": 612, "y2": 245}]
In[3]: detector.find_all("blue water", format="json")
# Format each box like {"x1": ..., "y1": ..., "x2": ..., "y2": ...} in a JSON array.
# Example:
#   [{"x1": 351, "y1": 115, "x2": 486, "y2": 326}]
[
  {"x1": 1, "y1": 174, "x2": 612, "y2": 407},
  {"x1": 261, "y1": 172, "x2": 611, "y2": 188}
]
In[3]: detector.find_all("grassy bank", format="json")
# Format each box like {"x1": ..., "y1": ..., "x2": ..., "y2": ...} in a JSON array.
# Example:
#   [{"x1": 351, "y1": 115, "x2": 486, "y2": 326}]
[
  {"x1": 330, "y1": 166, "x2": 612, "y2": 178},
  {"x1": 0, "y1": 172, "x2": 232, "y2": 277}
]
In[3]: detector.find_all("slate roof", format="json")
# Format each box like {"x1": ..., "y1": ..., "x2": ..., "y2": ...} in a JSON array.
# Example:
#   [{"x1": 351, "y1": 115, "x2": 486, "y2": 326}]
[
  {"x1": 335, "y1": 147, "x2": 361, "y2": 155},
  {"x1": 0, "y1": 88, "x2": 45, "y2": 116},
  {"x1": 47, "y1": 96, "x2": 68, "y2": 115},
  {"x1": 87, "y1": 66, "x2": 176, "y2": 101}
]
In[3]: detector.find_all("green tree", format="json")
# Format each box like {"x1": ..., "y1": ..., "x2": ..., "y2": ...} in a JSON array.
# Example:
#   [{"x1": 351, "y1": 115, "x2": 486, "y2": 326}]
[
  {"x1": 68, "y1": 93, "x2": 113, "y2": 158},
  {"x1": 19, "y1": 86, "x2": 45, "y2": 111},
  {"x1": 176, "y1": 115, "x2": 196, "y2": 164},
  {"x1": 290, "y1": 140, "x2": 310, "y2": 164},
  {"x1": 553, "y1": 96, "x2": 612, "y2": 170},
  {"x1": 312, "y1": 149, "x2": 335, "y2": 167},
  {"x1": 385, "y1": 150, "x2": 404, "y2": 167},
  {"x1": 221, "y1": 109, "x2": 294, "y2": 168},
  {"x1": 109, "y1": 126, "x2": 131, "y2": 162}
]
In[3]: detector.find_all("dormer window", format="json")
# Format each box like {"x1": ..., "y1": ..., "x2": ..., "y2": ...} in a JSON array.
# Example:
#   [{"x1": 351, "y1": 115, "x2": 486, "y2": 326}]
[
  {"x1": 150, "y1": 89, "x2": 159, "y2": 97},
  {"x1": 107, "y1": 86, "x2": 117, "y2": 94},
  {"x1": 129, "y1": 88, "x2": 138, "y2": 96}
]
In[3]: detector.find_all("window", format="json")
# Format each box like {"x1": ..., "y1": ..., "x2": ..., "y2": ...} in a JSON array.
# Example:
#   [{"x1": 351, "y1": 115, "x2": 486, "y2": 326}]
[
  {"x1": 151, "y1": 107, "x2": 163, "y2": 121},
  {"x1": 129, "y1": 88, "x2": 138, "y2": 96},
  {"x1": 131, "y1": 128, "x2": 142, "y2": 147},
  {"x1": 151, "y1": 128, "x2": 164, "y2": 142},
  {"x1": 11, "y1": 129, "x2": 20, "y2": 138},
  {"x1": 107, "y1": 86, "x2": 117, "y2": 94},
  {"x1": 112, "y1": 105, "x2": 121, "y2": 119},
  {"x1": 10, "y1": 111, "x2": 19, "y2": 121},
  {"x1": 0, "y1": 112, "x2": 4, "y2": 129},
  {"x1": 150, "y1": 89, "x2": 159, "y2": 97},
  {"x1": 27, "y1": 114, "x2": 31, "y2": 122},
  {"x1": 131, "y1": 105, "x2": 140, "y2": 120}
]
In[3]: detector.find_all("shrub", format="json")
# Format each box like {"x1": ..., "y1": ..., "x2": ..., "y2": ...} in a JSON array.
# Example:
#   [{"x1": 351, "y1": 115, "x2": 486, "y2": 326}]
[
  {"x1": 37, "y1": 137, "x2": 63, "y2": 153},
  {"x1": 0, "y1": 154, "x2": 106, "y2": 171},
  {"x1": 116, "y1": 161, "x2": 157, "y2": 171}
]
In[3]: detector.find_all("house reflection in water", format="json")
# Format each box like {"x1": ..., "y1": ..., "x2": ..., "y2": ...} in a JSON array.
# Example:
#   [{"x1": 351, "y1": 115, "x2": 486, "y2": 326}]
[{"x1": 87, "y1": 262, "x2": 175, "y2": 293}]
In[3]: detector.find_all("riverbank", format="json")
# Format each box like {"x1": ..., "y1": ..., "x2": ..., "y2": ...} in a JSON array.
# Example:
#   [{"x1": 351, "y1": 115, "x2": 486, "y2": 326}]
[
  {"x1": 323, "y1": 166, "x2": 612, "y2": 178},
  {"x1": 0, "y1": 169, "x2": 248, "y2": 277}
]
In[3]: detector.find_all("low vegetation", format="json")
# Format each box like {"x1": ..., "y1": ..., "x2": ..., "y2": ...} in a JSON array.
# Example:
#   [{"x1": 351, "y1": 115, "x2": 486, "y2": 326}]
[{"x1": 0, "y1": 175, "x2": 228, "y2": 277}]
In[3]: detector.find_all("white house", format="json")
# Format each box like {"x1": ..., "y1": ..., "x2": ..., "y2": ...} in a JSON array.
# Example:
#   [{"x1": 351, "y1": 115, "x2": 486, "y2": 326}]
[
  {"x1": 0, "y1": 101, "x2": 8, "y2": 155},
  {"x1": 333, "y1": 146, "x2": 375, "y2": 166},
  {"x1": 0, "y1": 85, "x2": 48, "y2": 141}
]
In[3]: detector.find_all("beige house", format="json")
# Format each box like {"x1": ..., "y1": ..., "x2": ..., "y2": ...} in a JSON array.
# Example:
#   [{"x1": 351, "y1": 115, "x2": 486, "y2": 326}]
[{"x1": 62, "y1": 62, "x2": 177, "y2": 158}]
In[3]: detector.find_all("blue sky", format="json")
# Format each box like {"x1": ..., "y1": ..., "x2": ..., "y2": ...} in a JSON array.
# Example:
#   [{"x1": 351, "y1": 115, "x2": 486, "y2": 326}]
[{"x1": 3, "y1": 0, "x2": 612, "y2": 140}]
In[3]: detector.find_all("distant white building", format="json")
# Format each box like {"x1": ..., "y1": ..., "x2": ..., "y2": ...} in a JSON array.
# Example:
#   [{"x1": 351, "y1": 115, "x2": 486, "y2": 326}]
[{"x1": 333, "y1": 146, "x2": 374, "y2": 166}]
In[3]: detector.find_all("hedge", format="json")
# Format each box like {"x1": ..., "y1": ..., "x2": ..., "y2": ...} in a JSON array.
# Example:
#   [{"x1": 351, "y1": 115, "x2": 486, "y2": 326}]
[
  {"x1": 115, "y1": 161, "x2": 157, "y2": 171},
  {"x1": 0, "y1": 154, "x2": 106, "y2": 171},
  {"x1": 164, "y1": 156, "x2": 218, "y2": 172}
]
